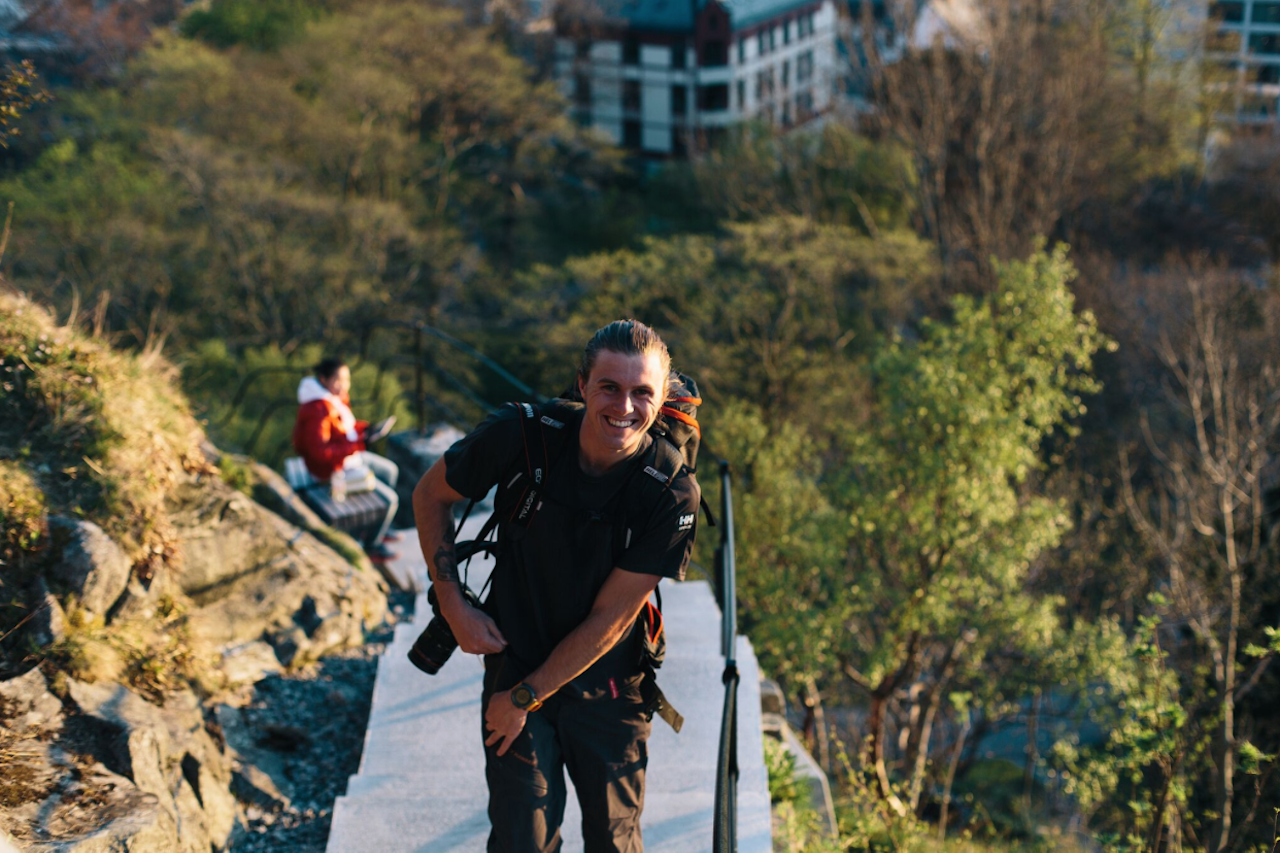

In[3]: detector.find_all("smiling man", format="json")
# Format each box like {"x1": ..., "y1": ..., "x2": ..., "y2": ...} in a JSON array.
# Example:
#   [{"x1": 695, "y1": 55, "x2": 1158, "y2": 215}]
[{"x1": 412, "y1": 320, "x2": 700, "y2": 852}]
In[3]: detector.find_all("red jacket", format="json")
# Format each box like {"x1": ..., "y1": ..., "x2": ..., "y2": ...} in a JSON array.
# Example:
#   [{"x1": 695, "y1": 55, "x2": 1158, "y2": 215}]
[{"x1": 292, "y1": 378, "x2": 368, "y2": 480}]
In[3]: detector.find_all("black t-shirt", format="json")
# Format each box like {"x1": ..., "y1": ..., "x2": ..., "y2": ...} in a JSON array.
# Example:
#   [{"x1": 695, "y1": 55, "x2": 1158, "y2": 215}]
[{"x1": 443, "y1": 404, "x2": 699, "y2": 685}]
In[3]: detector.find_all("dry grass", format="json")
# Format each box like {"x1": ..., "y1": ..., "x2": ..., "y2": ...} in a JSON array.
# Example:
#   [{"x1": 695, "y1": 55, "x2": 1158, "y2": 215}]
[
  {"x1": 0, "y1": 289, "x2": 214, "y2": 694},
  {"x1": 0, "y1": 289, "x2": 204, "y2": 562},
  {"x1": 47, "y1": 594, "x2": 217, "y2": 702}
]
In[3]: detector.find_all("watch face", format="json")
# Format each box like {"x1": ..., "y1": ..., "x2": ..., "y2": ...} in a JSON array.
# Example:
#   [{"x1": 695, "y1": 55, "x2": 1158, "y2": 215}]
[{"x1": 512, "y1": 685, "x2": 534, "y2": 708}]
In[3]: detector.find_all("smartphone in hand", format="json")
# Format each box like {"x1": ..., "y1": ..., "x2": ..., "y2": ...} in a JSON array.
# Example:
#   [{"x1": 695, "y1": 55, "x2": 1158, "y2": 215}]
[{"x1": 364, "y1": 416, "x2": 396, "y2": 443}]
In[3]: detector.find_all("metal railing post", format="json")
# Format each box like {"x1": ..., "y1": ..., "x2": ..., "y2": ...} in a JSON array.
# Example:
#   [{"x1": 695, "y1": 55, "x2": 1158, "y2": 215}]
[
  {"x1": 414, "y1": 323, "x2": 426, "y2": 434},
  {"x1": 719, "y1": 461, "x2": 737, "y2": 659},
  {"x1": 713, "y1": 460, "x2": 740, "y2": 853}
]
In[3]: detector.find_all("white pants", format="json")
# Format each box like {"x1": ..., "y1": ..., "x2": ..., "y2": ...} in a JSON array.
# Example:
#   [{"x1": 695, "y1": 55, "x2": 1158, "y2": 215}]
[{"x1": 348, "y1": 452, "x2": 399, "y2": 545}]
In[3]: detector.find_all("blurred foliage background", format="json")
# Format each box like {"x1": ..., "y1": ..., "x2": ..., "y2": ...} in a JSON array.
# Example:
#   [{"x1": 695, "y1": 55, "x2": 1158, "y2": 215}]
[{"x1": 2, "y1": 0, "x2": 1280, "y2": 848}]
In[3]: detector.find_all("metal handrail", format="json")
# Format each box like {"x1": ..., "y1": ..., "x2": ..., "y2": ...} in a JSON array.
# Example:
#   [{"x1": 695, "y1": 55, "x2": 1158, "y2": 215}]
[
  {"x1": 206, "y1": 318, "x2": 538, "y2": 459},
  {"x1": 713, "y1": 460, "x2": 740, "y2": 852}
]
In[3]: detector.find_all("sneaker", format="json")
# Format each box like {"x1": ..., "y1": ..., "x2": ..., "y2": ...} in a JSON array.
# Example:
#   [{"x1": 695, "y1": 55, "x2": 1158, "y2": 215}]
[
  {"x1": 380, "y1": 531, "x2": 405, "y2": 544},
  {"x1": 366, "y1": 543, "x2": 398, "y2": 563}
]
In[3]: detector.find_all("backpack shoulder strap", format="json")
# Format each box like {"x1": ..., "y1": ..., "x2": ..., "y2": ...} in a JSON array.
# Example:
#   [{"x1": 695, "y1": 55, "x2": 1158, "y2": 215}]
[
  {"x1": 500, "y1": 401, "x2": 577, "y2": 533},
  {"x1": 617, "y1": 436, "x2": 688, "y2": 551}
]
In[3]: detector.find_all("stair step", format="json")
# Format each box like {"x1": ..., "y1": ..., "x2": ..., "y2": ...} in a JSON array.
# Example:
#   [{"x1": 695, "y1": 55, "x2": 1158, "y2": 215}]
[
  {"x1": 330, "y1": 526, "x2": 772, "y2": 853},
  {"x1": 328, "y1": 788, "x2": 772, "y2": 853}
]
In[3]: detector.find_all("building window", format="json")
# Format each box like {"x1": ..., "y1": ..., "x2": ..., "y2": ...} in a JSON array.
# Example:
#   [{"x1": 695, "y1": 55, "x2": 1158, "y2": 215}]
[
  {"x1": 769, "y1": 26, "x2": 777, "y2": 50},
  {"x1": 796, "y1": 89, "x2": 814, "y2": 119},
  {"x1": 624, "y1": 37, "x2": 640, "y2": 65},
  {"x1": 624, "y1": 80, "x2": 641, "y2": 112},
  {"x1": 1257, "y1": 64, "x2": 1280, "y2": 83},
  {"x1": 673, "y1": 128, "x2": 688, "y2": 157},
  {"x1": 1209, "y1": 1, "x2": 1245, "y2": 21},
  {"x1": 1250, "y1": 33, "x2": 1280, "y2": 54},
  {"x1": 624, "y1": 120, "x2": 641, "y2": 148},
  {"x1": 782, "y1": 59, "x2": 790, "y2": 88},
  {"x1": 738, "y1": 37, "x2": 746, "y2": 63},
  {"x1": 574, "y1": 73, "x2": 591, "y2": 107},
  {"x1": 782, "y1": 100, "x2": 792, "y2": 126},
  {"x1": 699, "y1": 83, "x2": 730, "y2": 110},
  {"x1": 797, "y1": 50, "x2": 814, "y2": 83},
  {"x1": 577, "y1": 39, "x2": 592, "y2": 58},
  {"x1": 673, "y1": 39, "x2": 687, "y2": 68},
  {"x1": 758, "y1": 31, "x2": 767, "y2": 55},
  {"x1": 737, "y1": 79, "x2": 746, "y2": 109},
  {"x1": 784, "y1": 20, "x2": 792, "y2": 45},
  {"x1": 1255, "y1": 2, "x2": 1280, "y2": 23},
  {"x1": 755, "y1": 67, "x2": 775, "y2": 100},
  {"x1": 702, "y1": 40, "x2": 727, "y2": 66},
  {"x1": 673, "y1": 84, "x2": 688, "y2": 115}
]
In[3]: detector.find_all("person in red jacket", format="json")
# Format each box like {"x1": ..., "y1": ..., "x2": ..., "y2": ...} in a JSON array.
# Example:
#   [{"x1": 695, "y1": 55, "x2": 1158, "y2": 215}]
[{"x1": 293, "y1": 357, "x2": 399, "y2": 562}]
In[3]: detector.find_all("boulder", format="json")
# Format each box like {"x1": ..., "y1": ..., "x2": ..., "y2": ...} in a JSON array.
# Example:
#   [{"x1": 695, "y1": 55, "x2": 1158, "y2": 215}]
[
  {"x1": 23, "y1": 765, "x2": 178, "y2": 853},
  {"x1": 213, "y1": 703, "x2": 296, "y2": 809},
  {"x1": 66, "y1": 680, "x2": 236, "y2": 852},
  {"x1": 0, "y1": 668, "x2": 63, "y2": 734},
  {"x1": 169, "y1": 473, "x2": 386, "y2": 666},
  {"x1": 218, "y1": 641, "x2": 284, "y2": 687},
  {"x1": 168, "y1": 480, "x2": 284, "y2": 595},
  {"x1": 180, "y1": 498, "x2": 384, "y2": 667},
  {"x1": 46, "y1": 518, "x2": 131, "y2": 618},
  {"x1": 230, "y1": 762, "x2": 291, "y2": 813},
  {"x1": 26, "y1": 577, "x2": 66, "y2": 647}
]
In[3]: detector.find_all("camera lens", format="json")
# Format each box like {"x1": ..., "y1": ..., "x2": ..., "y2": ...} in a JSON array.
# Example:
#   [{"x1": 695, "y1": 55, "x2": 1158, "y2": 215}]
[{"x1": 407, "y1": 617, "x2": 456, "y2": 674}]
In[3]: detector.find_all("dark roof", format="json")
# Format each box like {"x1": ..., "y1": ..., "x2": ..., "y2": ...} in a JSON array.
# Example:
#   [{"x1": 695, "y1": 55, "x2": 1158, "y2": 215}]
[{"x1": 590, "y1": 0, "x2": 815, "y2": 32}]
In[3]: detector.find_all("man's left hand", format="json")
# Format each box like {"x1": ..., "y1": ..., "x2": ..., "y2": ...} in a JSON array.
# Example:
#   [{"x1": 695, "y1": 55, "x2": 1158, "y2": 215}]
[{"x1": 484, "y1": 689, "x2": 528, "y2": 757}]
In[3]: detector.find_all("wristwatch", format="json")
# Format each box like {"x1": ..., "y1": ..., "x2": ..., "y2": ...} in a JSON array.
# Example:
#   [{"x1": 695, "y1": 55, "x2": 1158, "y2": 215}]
[{"x1": 510, "y1": 682, "x2": 543, "y2": 712}]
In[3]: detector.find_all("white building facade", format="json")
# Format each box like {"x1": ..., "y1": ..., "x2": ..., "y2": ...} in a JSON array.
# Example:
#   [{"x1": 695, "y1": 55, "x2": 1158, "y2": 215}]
[
  {"x1": 1210, "y1": 0, "x2": 1280, "y2": 124},
  {"x1": 553, "y1": 0, "x2": 840, "y2": 155}
]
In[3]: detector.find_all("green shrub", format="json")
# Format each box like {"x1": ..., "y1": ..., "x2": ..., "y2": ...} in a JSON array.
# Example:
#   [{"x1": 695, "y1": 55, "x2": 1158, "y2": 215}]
[{"x1": 181, "y1": 0, "x2": 327, "y2": 50}]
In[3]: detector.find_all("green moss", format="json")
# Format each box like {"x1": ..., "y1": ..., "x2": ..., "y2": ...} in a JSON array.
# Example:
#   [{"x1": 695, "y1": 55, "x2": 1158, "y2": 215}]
[
  {"x1": 310, "y1": 524, "x2": 373, "y2": 573},
  {"x1": 218, "y1": 455, "x2": 256, "y2": 495},
  {"x1": 0, "y1": 460, "x2": 45, "y2": 565},
  {"x1": 48, "y1": 595, "x2": 210, "y2": 701}
]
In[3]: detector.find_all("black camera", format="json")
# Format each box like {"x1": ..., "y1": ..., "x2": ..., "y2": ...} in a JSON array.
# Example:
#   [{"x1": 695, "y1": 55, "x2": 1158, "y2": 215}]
[{"x1": 407, "y1": 582, "x2": 483, "y2": 675}]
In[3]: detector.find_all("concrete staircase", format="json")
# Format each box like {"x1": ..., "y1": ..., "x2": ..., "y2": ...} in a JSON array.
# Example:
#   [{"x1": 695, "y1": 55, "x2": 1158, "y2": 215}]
[{"x1": 327, "y1": 516, "x2": 771, "y2": 852}]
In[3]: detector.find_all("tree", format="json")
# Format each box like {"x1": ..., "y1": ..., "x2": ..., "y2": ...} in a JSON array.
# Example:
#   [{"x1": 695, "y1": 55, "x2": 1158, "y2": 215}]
[
  {"x1": 3, "y1": 1, "x2": 621, "y2": 347},
  {"x1": 499, "y1": 216, "x2": 937, "y2": 436},
  {"x1": 1120, "y1": 267, "x2": 1280, "y2": 851},
  {"x1": 862, "y1": 0, "x2": 1205, "y2": 285},
  {"x1": 830, "y1": 245, "x2": 1108, "y2": 812}
]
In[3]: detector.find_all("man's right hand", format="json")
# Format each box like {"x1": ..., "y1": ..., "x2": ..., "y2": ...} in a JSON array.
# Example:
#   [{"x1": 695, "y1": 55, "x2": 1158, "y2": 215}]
[{"x1": 443, "y1": 601, "x2": 508, "y2": 655}]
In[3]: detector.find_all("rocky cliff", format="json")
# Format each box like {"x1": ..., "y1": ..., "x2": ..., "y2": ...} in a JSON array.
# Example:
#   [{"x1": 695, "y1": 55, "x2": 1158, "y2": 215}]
[{"x1": 0, "y1": 290, "x2": 388, "y2": 850}]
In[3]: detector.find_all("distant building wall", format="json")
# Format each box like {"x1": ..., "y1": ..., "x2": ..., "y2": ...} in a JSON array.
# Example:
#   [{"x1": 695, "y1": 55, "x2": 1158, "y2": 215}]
[
  {"x1": 1210, "y1": 0, "x2": 1280, "y2": 125},
  {"x1": 554, "y1": 0, "x2": 840, "y2": 156}
]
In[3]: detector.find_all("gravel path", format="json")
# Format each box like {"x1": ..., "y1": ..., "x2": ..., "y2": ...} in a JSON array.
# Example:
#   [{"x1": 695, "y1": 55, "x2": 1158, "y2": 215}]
[{"x1": 229, "y1": 590, "x2": 415, "y2": 852}]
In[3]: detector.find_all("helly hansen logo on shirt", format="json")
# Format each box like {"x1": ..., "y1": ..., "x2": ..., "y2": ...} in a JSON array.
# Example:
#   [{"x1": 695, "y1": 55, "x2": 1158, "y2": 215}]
[{"x1": 677, "y1": 513, "x2": 695, "y2": 532}]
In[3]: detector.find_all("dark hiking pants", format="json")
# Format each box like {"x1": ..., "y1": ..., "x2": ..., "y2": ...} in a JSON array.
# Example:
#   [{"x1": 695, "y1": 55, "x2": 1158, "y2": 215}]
[{"x1": 482, "y1": 659, "x2": 651, "y2": 853}]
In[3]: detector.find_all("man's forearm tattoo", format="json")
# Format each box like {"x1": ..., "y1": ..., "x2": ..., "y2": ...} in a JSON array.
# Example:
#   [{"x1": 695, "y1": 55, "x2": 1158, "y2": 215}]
[{"x1": 433, "y1": 546, "x2": 459, "y2": 584}]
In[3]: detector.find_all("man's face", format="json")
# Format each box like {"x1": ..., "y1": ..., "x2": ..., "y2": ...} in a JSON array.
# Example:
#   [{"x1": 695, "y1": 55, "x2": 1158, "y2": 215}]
[
  {"x1": 321, "y1": 365, "x2": 351, "y2": 399},
  {"x1": 577, "y1": 349, "x2": 666, "y2": 464}
]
